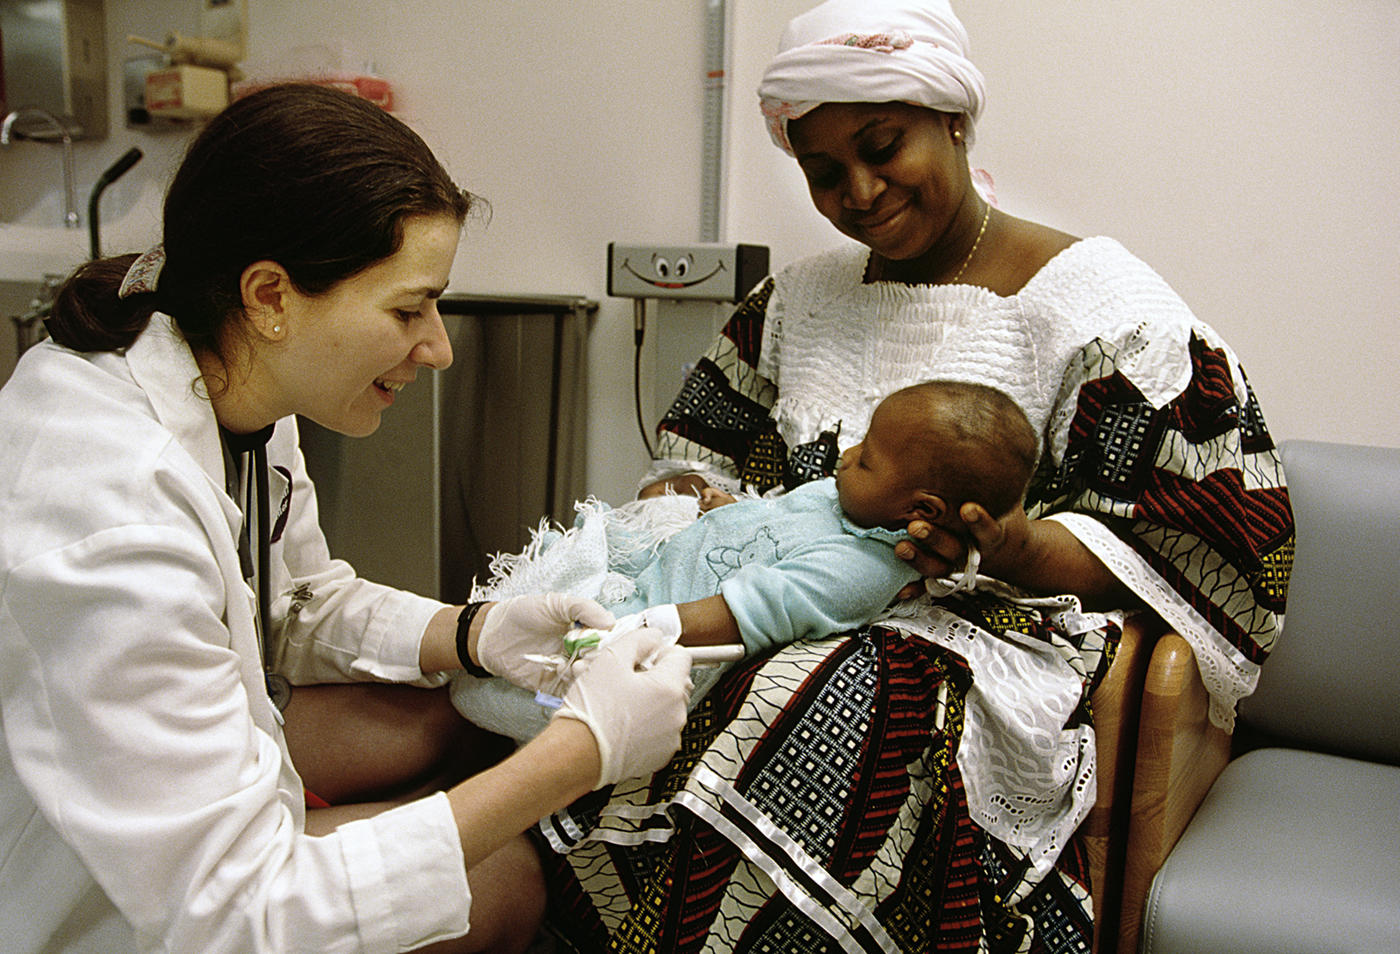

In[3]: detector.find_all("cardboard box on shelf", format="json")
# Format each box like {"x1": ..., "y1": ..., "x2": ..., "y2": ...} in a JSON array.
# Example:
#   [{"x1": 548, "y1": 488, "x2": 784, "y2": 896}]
[{"x1": 145, "y1": 64, "x2": 228, "y2": 120}]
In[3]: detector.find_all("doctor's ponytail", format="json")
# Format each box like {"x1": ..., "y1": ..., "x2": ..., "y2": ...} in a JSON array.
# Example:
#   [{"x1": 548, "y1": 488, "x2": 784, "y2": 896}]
[{"x1": 47, "y1": 255, "x2": 159, "y2": 352}]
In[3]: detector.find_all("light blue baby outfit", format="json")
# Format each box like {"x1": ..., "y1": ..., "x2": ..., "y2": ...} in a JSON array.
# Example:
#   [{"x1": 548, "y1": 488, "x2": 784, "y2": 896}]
[
  {"x1": 610, "y1": 477, "x2": 917, "y2": 653},
  {"x1": 452, "y1": 477, "x2": 919, "y2": 740}
]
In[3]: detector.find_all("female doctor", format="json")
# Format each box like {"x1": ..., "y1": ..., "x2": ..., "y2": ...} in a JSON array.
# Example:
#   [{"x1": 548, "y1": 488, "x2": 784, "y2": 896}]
[{"x1": 0, "y1": 84, "x2": 693, "y2": 954}]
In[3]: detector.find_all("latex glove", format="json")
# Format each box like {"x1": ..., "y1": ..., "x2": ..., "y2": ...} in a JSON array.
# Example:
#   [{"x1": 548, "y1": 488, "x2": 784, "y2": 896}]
[
  {"x1": 553, "y1": 627, "x2": 693, "y2": 788},
  {"x1": 475, "y1": 594, "x2": 615, "y2": 691},
  {"x1": 606, "y1": 603, "x2": 682, "y2": 645}
]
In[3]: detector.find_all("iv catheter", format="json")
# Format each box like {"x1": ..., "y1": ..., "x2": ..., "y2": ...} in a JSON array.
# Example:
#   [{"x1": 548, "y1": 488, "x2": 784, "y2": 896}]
[{"x1": 525, "y1": 631, "x2": 745, "y2": 709}]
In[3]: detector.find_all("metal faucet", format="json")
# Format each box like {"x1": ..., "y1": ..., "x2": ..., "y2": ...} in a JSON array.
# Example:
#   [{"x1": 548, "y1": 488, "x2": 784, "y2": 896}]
[{"x1": 1, "y1": 108, "x2": 80, "y2": 229}]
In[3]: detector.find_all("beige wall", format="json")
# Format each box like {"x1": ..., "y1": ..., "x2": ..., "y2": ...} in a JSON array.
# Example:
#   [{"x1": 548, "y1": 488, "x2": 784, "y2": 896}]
[
  {"x1": 728, "y1": 0, "x2": 1400, "y2": 463},
  {"x1": 3, "y1": 1, "x2": 1396, "y2": 508}
]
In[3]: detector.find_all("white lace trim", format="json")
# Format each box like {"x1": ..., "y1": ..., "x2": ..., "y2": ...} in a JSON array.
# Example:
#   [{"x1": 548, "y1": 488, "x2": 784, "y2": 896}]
[
  {"x1": 1048, "y1": 512, "x2": 1261, "y2": 729},
  {"x1": 880, "y1": 593, "x2": 1118, "y2": 892}
]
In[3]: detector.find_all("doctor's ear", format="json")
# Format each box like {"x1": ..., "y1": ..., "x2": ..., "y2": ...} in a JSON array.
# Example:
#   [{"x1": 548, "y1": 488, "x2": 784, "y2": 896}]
[{"x1": 239, "y1": 261, "x2": 293, "y2": 340}]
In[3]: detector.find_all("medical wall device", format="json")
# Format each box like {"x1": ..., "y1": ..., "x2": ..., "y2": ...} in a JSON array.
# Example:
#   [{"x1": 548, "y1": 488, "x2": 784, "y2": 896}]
[
  {"x1": 607, "y1": 243, "x2": 769, "y2": 302},
  {"x1": 606, "y1": 243, "x2": 769, "y2": 458}
]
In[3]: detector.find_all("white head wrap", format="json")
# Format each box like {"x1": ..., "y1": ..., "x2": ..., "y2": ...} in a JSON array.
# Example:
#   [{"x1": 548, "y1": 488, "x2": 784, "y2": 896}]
[{"x1": 757, "y1": 0, "x2": 987, "y2": 155}]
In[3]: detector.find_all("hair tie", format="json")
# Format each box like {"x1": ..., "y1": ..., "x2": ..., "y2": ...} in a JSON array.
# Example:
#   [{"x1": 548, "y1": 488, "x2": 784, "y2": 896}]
[{"x1": 118, "y1": 244, "x2": 166, "y2": 299}]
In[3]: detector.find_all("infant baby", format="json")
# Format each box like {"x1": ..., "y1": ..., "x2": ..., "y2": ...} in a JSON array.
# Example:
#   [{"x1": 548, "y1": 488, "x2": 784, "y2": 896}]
[{"x1": 453, "y1": 379, "x2": 1039, "y2": 742}]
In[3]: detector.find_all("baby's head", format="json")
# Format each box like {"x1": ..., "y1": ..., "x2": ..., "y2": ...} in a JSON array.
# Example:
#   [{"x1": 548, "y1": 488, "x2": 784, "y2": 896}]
[{"x1": 835, "y1": 381, "x2": 1038, "y2": 530}]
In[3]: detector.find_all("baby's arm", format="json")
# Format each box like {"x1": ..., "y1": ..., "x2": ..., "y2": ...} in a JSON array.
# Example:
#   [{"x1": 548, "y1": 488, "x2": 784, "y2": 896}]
[
  {"x1": 717, "y1": 537, "x2": 920, "y2": 654},
  {"x1": 600, "y1": 596, "x2": 741, "y2": 653},
  {"x1": 675, "y1": 594, "x2": 742, "y2": 646},
  {"x1": 667, "y1": 537, "x2": 915, "y2": 653}
]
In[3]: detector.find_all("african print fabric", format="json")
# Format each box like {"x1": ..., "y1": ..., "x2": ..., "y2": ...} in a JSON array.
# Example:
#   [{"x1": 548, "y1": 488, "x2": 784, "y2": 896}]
[
  {"x1": 540, "y1": 614, "x2": 1111, "y2": 954},
  {"x1": 547, "y1": 237, "x2": 1292, "y2": 952}
]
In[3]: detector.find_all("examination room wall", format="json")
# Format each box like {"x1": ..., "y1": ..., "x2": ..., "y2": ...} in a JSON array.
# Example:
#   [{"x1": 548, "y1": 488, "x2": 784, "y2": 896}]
[
  {"x1": 2, "y1": 1, "x2": 1396, "y2": 512},
  {"x1": 724, "y1": 0, "x2": 1400, "y2": 464},
  {"x1": 1, "y1": 0, "x2": 711, "y2": 506}
]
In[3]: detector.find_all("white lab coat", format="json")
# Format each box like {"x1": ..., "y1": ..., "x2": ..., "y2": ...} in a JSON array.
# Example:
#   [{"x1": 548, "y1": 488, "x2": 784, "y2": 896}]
[{"x1": 0, "y1": 315, "x2": 472, "y2": 952}]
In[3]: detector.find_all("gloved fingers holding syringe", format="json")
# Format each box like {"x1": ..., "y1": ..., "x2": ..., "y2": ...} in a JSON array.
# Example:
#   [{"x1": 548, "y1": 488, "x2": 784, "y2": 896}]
[
  {"x1": 527, "y1": 602, "x2": 745, "y2": 709},
  {"x1": 469, "y1": 597, "x2": 731, "y2": 786},
  {"x1": 470, "y1": 593, "x2": 616, "y2": 691},
  {"x1": 549, "y1": 626, "x2": 699, "y2": 788}
]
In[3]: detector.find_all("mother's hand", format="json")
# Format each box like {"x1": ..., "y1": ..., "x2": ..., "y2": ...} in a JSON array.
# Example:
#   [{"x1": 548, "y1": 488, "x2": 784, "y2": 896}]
[
  {"x1": 902, "y1": 500, "x2": 1138, "y2": 608},
  {"x1": 958, "y1": 500, "x2": 1034, "y2": 580},
  {"x1": 892, "y1": 504, "x2": 967, "y2": 599},
  {"x1": 893, "y1": 500, "x2": 1031, "y2": 599}
]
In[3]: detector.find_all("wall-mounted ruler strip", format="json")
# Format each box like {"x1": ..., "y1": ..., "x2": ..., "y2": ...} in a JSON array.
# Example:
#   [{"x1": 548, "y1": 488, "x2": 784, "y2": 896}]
[{"x1": 700, "y1": 0, "x2": 728, "y2": 243}]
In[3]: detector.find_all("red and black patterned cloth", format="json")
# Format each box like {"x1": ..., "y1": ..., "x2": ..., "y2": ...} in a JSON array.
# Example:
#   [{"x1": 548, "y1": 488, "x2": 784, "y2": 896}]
[{"x1": 537, "y1": 271, "x2": 1291, "y2": 953}]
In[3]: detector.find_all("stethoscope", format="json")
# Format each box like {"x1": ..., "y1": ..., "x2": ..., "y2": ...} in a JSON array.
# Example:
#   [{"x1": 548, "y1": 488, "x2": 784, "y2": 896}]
[{"x1": 223, "y1": 427, "x2": 292, "y2": 719}]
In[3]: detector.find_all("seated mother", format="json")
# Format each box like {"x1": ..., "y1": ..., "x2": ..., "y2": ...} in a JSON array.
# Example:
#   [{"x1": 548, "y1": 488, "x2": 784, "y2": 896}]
[{"x1": 536, "y1": 1, "x2": 1293, "y2": 950}]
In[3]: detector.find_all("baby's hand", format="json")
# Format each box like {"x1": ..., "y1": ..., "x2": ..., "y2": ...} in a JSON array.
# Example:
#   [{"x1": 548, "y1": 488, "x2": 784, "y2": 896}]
[{"x1": 698, "y1": 487, "x2": 738, "y2": 512}]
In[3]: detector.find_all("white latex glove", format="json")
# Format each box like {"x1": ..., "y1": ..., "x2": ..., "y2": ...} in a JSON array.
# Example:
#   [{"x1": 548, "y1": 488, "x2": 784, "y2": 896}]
[
  {"x1": 475, "y1": 593, "x2": 615, "y2": 691},
  {"x1": 553, "y1": 627, "x2": 693, "y2": 788},
  {"x1": 606, "y1": 603, "x2": 682, "y2": 645}
]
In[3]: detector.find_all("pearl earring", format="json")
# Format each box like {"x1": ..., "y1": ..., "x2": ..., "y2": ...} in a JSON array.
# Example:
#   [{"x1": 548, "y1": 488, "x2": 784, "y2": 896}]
[{"x1": 272, "y1": 325, "x2": 282, "y2": 334}]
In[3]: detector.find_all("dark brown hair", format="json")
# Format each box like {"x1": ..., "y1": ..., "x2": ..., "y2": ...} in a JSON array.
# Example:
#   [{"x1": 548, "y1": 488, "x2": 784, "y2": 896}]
[
  {"x1": 48, "y1": 84, "x2": 477, "y2": 355},
  {"x1": 888, "y1": 380, "x2": 1040, "y2": 518}
]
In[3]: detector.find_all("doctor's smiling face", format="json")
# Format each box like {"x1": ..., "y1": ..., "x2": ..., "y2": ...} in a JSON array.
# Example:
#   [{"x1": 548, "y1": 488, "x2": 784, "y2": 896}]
[{"x1": 246, "y1": 213, "x2": 461, "y2": 438}]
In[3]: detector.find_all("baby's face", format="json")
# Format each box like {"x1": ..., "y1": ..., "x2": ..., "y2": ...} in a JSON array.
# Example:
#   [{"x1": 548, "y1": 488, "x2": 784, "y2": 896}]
[{"x1": 834, "y1": 404, "x2": 933, "y2": 530}]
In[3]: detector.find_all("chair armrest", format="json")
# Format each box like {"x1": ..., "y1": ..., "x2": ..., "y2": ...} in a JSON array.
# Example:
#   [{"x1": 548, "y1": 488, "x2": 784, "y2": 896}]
[
  {"x1": 1082, "y1": 612, "x2": 1164, "y2": 952},
  {"x1": 1117, "y1": 632, "x2": 1231, "y2": 954}
]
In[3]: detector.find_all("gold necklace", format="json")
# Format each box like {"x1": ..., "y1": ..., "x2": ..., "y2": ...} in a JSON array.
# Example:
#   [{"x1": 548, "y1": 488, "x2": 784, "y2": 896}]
[{"x1": 948, "y1": 202, "x2": 991, "y2": 284}]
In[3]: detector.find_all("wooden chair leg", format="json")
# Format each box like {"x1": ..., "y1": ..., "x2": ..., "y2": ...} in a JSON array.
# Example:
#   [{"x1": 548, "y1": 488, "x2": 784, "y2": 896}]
[
  {"x1": 1082, "y1": 612, "x2": 1164, "y2": 953},
  {"x1": 1116, "y1": 633, "x2": 1231, "y2": 954}
]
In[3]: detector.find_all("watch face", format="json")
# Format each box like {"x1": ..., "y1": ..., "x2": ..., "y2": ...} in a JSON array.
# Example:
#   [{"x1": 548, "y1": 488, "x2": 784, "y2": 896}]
[{"x1": 265, "y1": 672, "x2": 293, "y2": 713}]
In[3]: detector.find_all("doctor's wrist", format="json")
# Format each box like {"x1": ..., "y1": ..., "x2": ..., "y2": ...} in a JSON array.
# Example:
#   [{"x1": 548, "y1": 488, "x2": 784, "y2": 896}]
[{"x1": 455, "y1": 601, "x2": 493, "y2": 676}]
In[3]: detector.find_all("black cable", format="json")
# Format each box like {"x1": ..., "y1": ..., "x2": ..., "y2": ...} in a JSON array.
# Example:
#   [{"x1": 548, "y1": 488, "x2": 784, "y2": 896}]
[{"x1": 633, "y1": 299, "x2": 654, "y2": 459}]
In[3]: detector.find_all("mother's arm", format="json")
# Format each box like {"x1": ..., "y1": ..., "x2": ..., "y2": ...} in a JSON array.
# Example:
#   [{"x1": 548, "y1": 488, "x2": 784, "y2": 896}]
[
  {"x1": 897, "y1": 504, "x2": 1137, "y2": 609},
  {"x1": 907, "y1": 322, "x2": 1290, "y2": 724}
]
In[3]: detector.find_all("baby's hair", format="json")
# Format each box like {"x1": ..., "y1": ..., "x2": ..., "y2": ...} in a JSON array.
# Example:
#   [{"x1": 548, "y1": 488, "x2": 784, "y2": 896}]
[{"x1": 883, "y1": 380, "x2": 1038, "y2": 518}]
